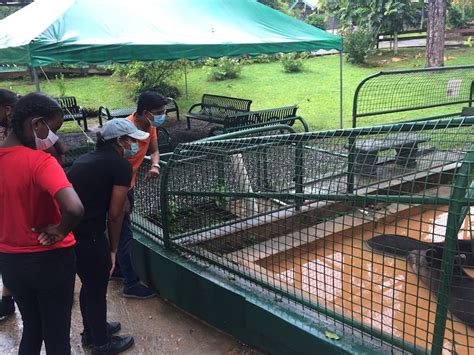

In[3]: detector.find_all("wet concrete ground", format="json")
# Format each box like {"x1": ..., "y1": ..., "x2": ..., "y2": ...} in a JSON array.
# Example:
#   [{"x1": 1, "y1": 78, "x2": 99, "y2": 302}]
[{"x1": 0, "y1": 277, "x2": 262, "y2": 355}]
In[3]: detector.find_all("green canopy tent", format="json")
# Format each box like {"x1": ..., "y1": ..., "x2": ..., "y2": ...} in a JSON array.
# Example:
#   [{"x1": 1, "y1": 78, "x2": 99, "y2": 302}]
[{"x1": 0, "y1": 0, "x2": 344, "y2": 126}]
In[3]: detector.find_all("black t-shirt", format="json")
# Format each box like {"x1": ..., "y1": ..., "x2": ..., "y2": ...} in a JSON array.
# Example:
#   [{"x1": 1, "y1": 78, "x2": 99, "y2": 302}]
[{"x1": 67, "y1": 145, "x2": 132, "y2": 237}]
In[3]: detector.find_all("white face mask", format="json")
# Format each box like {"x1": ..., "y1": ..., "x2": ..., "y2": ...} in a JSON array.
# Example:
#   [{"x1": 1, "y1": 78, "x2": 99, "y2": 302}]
[{"x1": 34, "y1": 120, "x2": 59, "y2": 150}]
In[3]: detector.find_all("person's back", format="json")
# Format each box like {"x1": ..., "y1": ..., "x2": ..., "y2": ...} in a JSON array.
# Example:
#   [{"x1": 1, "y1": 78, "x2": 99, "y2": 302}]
[
  {"x1": 68, "y1": 146, "x2": 130, "y2": 236},
  {"x1": 0, "y1": 146, "x2": 76, "y2": 252}
]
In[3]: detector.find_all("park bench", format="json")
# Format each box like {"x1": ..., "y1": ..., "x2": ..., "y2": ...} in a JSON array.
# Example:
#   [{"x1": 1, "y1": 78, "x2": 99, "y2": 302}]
[
  {"x1": 210, "y1": 105, "x2": 308, "y2": 135},
  {"x1": 346, "y1": 133, "x2": 430, "y2": 175},
  {"x1": 56, "y1": 96, "x2": 89, "y2": 131},
  {"x1": 186, "y1": 94, "x2": 252, "y2": 130}
]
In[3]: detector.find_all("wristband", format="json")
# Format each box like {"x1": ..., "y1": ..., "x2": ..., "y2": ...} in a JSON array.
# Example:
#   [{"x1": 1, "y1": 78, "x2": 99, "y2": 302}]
[{"x1": 152, "y1": 164, "x2": 160, "y2": 169}]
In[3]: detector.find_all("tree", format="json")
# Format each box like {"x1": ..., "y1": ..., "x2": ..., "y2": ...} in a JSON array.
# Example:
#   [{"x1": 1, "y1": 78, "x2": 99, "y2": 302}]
[
  {"x1": 0, "y1": 5, "x2": 19, "y2": 19},
  {"x1": 425, "y1": 0, "x2": 447, "y2": 67},
  {"x1": 338, "y1": 0, "x2": 417, "y2": 53},
  {"x1": 381, "y1": 0, "x2": 418, "y2": 54},
  {"x1": 257, "y1": 0, "x2": 290, "y2": 13}
]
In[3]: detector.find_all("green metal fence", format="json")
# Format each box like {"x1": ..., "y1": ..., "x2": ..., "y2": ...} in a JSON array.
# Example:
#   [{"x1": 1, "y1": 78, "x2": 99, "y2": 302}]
[
  {"x1": 130, "y1": 116, "x2": 474, "y2": 354},
  {"x1": 352, "y1": 65, "x2": 474, "y2": 128}
]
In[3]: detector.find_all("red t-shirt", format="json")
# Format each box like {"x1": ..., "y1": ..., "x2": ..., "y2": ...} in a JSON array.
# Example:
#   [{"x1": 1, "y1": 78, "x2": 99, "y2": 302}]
[{"x1": 0, "y1": 146, "x2": 76, "y2": 253}]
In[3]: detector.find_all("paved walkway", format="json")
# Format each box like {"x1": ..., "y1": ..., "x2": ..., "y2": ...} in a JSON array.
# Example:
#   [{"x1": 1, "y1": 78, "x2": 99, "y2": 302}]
[{"x1": 0, "y1": 277, "x2": 262, "y2": 354}]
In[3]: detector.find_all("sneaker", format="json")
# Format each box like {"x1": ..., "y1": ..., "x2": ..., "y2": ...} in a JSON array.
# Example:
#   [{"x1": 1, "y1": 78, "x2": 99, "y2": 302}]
[
  {"x1": 123, "y1": 284, "x2": 157, "y2": 299},
  {"x1": 0, "y1": 297, "x2": 15, "y2": 320},
  {"x1": 81, "y1": 321, "x2": 122, "y2": 347},
  {"x1": 91, "y1": 335, "x2": 134, "y2": 355}
]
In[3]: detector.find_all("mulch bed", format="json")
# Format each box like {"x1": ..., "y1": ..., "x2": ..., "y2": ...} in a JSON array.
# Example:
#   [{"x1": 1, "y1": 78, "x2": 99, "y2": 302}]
[{"x1": 59, "y1": 114, "x2": 219, "y2": 152}]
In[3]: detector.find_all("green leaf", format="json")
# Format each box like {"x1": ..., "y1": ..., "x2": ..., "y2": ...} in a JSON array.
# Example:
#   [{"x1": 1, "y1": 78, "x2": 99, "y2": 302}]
[{"x1": 324, "y1": 330, "x2": 341, "y2": 340}]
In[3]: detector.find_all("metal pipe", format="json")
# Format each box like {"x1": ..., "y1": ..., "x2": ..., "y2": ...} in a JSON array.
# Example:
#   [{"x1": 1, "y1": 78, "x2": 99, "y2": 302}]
[
  {"x1": 339, "y1": 50, "x2": 343, "y2": 129},
  {"x1": 28, "y1": 65, "x2": 40, "y2": 92}
]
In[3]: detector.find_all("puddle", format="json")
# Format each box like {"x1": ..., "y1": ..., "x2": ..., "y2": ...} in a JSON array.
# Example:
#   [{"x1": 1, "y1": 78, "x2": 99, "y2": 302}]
[{"x1": 258, "y1": 207, "x2": 474, "y2": 353}]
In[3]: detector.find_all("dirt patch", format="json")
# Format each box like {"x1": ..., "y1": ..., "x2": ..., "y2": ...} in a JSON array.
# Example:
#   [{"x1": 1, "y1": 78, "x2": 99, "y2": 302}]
[{"x1": 59, "y1": 114, "x2": 219, "y2": 153}]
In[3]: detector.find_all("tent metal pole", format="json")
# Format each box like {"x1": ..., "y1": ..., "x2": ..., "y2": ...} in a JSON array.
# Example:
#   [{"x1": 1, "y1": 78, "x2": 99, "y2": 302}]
[
  {"x1": 339, "y1": 50, "x2": 343, "y2": 129},
  {"x1": 184, "y1": 62, "x2": 188, "y2": 100},
  {"x1": 28, "y1": 65, "x2": 41, "y2": 92}
]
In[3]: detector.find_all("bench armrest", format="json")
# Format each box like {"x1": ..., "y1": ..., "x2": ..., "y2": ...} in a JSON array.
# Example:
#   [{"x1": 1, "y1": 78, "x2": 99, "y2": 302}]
[
  {"x1": 188, "y1": 103, "x2": 202, "y2": 113},
  {"x1": 78, "y1": 106, "x2": 87, "y2": 119},
  {"x1": 98, "y1": 106, "x2": 112, "y2": 120}
]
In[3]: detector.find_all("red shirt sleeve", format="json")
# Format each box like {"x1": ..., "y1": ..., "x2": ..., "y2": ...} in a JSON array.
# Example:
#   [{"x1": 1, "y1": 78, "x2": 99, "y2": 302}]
[
  {"x1": 34, "y1": 154, "x2": 72, "y2": 196},
  {"x1": 150, "y1": 126, "x2": 157, "y2": 141}
]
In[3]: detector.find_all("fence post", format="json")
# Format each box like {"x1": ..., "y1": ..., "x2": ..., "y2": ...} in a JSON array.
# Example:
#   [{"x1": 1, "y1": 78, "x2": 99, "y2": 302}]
[
  {"x1": 159, "y1": 163, "x2": 172, "y2": 249},
  {"x1": 430, "y1": 145, "x2": 474, "y2": 355}
]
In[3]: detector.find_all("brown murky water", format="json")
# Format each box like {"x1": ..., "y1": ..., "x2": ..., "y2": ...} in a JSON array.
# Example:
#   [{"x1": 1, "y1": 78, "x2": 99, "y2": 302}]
[{"x1": 259, "y1": 207, "x2": 474, "y2": 354}]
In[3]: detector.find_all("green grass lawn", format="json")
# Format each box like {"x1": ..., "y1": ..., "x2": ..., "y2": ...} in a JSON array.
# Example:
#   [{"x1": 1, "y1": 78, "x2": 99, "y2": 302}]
[{"x1": 1, "y1": 47, "x2": 473, "y2": 132}]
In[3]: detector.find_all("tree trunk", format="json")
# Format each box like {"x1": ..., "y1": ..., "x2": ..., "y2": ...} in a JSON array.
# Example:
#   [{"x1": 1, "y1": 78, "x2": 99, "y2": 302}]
[{"x1": 425, "y1": 0, "x2": 447, "y2": 67}]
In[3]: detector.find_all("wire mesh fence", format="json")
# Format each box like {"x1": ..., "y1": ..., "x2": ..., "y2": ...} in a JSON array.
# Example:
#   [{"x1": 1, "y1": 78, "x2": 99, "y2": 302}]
[
  {"x1": 130, "y1": 116, "x2": 474, "y2": 354},
  {"x1": 63, "y1": 142, "x2": 95, "y2": 168},
  {"x1": 353, "y1": 66, "x2": 474, "y2": 128}
]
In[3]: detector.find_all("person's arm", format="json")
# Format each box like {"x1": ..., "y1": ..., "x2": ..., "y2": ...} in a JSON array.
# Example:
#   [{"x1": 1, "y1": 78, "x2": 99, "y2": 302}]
[
  {"x1": 107, "y1": 185, "x2": 129, "y2": 274},
  {"x1": 108, "y1": 185, "x2": 129, "y2": 253},
  {"x1": 53, "y1": 140, "x2": 67, "y2": 166},
  {"x1": 145, "y1": 138, "x2": 160, "y2": 180},
  {"x1": 45, "y1": 140, "x2": 67, "y2": 166},
  {"x1": 35, "y1": 187, "x2": 84, "y2": 245}
]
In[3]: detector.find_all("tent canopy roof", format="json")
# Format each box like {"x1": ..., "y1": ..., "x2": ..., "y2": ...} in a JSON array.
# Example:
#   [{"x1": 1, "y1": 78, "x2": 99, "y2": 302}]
[{"x1": 0, "y1": 0, "x2": 341, "y2": 66}]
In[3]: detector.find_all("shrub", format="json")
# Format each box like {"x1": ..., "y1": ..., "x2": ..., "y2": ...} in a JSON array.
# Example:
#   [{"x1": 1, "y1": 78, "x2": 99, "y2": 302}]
[
  {"x1": 55, "y1": 73, "x2": 66, "y2": 97},
  {"x1": 205, "y1": 57, "x2": 241, "y2": 81},
  {"x1": 305, "y1": 13, "x2": 326, "y2": 29},
  {"x1": 280, "y1": 52, "x2": 304, "y2": 73},
  {"x1": 111, "y1": 60, "x2": 183, "y2": 99},
  {"x1": 447, "y1": 5, "x2": 469, "y2": 29},
  {"x1": 241, "y1": 54, "x2": 280, "y2": 64},
  {"x1": 343, "y1": 29, "x2": 375, "y2": 65},
  {"x1": 257, "y1": 0, "x2": 290, "y2": 14},
  {"x1": 83, "y1": 106, "x2": 99, "y2": 118}
]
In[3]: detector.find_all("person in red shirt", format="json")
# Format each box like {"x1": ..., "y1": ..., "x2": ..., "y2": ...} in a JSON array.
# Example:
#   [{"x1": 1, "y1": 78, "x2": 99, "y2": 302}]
[
  {"x1": 0, "y1": 89, "x2": 70, "y2": 321},
  {"x1": 0, "y1": 93, "x2": 84, "y2": 355}
]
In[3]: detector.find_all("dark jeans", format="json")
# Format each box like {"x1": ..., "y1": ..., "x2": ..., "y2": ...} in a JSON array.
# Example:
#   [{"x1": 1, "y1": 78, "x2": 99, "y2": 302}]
[
  {"x1": 0, "y1": 247, "x2": 76, "y2": 355},
  {"x1": 116, "y1": 189, "x2": 140, "y2": 290},
  {"x1": 75, "y1": 232, "x2": 111, "y2": 346}
]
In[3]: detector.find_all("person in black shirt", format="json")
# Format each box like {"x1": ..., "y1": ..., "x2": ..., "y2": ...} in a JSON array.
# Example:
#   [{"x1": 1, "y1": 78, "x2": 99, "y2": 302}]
[{"x1": 67, "y1": 118, "x2": 149, "y2": 355}]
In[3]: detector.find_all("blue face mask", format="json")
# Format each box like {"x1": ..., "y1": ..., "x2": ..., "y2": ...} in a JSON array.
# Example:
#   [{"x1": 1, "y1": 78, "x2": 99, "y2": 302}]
[
  {"x1": 124, "y1": 142, "x2": 139, "y2": 158},
  {"x1": 149, "y1": 114, "x2": 166, "y2": 127}
]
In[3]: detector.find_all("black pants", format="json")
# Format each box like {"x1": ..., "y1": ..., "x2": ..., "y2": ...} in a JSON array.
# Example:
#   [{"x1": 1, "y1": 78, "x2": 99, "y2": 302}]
[
  {"x1": 0, "y1": 247, "x2": 76, "y2": 355},
  {"x1": 74, "y1": 232, "x2": 112, "y2": 346}
]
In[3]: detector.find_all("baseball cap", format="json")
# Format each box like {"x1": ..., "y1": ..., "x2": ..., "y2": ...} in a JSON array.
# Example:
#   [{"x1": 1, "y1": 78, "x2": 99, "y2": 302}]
[{"x1": 100, "y1": 118, "x2": 150, "y2": 141}]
